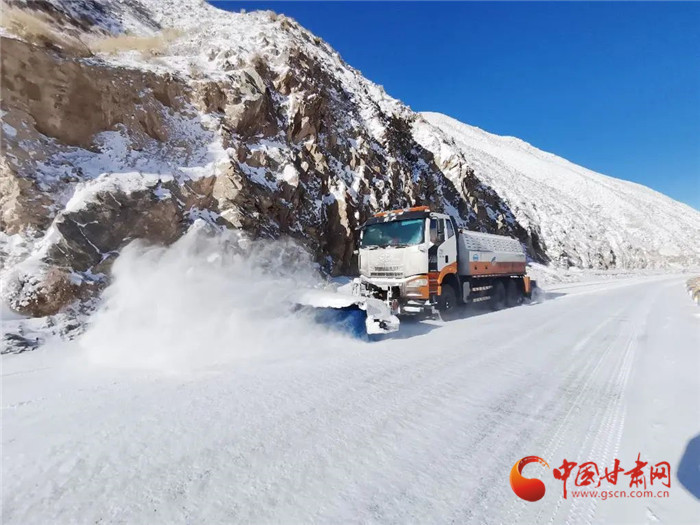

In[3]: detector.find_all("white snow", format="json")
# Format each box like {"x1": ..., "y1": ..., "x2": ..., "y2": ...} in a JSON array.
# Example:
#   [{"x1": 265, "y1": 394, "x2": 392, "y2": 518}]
[
  {"x1": 152, "y1": 184, "x2": 172, "y2": 200},
  {"x1": 239, "y1": 163, "x2": 275, "y2": 190},
  {"x1": 73, "y1": 228, "x2": 334, "y2": 370},
  {"x1": 2, "y1": 251, "x2": 698, "y2": 523},
  {"x1": 63, "y1": 172, "x2": 171, "y2": 213},
  {"x1": 0, "y1": 232, "x2": 30, "y2": 273},
  {"x1": 280, "y1": 163, "x2": 299, "y2": 186},
  {"x1": 2, "y1": 122, "x2": 17, "y2": 138}
]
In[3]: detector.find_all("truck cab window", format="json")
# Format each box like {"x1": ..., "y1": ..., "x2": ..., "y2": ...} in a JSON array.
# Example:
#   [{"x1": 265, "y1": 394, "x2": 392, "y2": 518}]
[
  {"x1": 361, "y1": 219, "x2": 425, "y2": 248},
  {"x1": 446, "y1": 220, "x2": 455, "y2": 239}
]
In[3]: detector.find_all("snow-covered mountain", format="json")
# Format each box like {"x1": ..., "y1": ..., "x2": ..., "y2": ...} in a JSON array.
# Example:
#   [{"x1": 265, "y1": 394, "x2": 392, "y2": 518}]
[
  {"x1": 415, "y1": 113, "x2": 700, "y2": 269},
  {"x1": 1, "y1": 0, "x2": 698, "y2": 328},
  {"x1": 0, "y1": 0, "x2": 541, "y2": 320}
]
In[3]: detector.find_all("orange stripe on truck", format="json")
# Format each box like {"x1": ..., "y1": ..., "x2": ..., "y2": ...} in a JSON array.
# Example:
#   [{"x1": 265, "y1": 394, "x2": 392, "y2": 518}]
[
  {"x1": 468, "y1": 261, "x2": 526, "y2": 276},
  {"x1": 436, "y1": 262, "x2": 458, "y2": 295}
]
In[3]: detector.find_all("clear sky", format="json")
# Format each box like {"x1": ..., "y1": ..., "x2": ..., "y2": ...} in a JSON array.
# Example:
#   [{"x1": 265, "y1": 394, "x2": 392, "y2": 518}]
[{"x1": 212, "y1": 1, "x2": 700, "y2": 209}]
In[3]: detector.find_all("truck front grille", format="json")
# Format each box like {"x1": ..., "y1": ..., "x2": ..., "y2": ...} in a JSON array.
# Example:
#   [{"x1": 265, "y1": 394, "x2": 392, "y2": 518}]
[{"x1": 370, "y1": 266, "x2": 403, "y2": 278}]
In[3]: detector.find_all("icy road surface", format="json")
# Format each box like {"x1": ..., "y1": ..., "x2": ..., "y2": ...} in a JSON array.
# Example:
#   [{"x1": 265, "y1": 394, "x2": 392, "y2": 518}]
[{"x1": 2, "y1": 275, "x2": 698, "y2": 524}]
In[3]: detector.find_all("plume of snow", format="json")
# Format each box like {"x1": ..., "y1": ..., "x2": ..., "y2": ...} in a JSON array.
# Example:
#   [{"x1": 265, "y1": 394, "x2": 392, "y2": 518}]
[{"x1": 80, "y1": 224, "x2": 357, "y2": 371}]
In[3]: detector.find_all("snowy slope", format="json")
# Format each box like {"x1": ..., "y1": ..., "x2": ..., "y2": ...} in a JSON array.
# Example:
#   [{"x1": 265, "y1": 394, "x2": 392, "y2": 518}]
[{"x1": 416, "y1": 113, "x2": 700, "y2": 269}]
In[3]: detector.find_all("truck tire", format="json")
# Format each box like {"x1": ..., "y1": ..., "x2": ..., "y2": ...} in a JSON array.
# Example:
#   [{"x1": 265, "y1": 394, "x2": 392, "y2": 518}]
[
  {"x1": 438, "y1": 284, "x2": 459, "y2": 321},
  {"x1": 506, "y1": 279, "x2": 523, "y2": 307},
  {"x1": 490, "y1": 280, "x2": 506, "y2": 311}
]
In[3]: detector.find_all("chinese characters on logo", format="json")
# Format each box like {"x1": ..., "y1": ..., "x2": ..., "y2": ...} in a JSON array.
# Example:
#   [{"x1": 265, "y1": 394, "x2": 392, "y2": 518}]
[{"x1": 552, "y1": 454, "x2": 671, "y2": 499}]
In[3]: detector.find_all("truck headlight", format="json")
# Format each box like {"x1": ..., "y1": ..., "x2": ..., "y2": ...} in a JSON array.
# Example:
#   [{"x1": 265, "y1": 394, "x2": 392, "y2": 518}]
[{"x1": 406, "y1": 277, "x2": 428, "y2": 289}]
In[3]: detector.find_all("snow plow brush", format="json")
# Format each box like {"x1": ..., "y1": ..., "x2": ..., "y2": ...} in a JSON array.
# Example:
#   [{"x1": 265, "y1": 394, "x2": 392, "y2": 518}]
[{"x1": 293, "y1": 289, "x2": 400, "y2": 338}]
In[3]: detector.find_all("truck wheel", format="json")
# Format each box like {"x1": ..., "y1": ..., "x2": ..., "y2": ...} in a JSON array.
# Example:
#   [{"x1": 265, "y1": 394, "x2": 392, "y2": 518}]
[
  {"x1": 490, "y1": 280, "x2": 506, "y2": 311},
  {"x1": 438, "y1": 284, "x2": 459, "y2": 321},
  {"x1": 506, "y1": 279, "x2": 523, "y2": 307}
]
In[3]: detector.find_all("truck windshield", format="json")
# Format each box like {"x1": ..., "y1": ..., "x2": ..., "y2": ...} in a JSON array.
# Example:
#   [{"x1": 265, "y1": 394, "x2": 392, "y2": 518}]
[{"x1": 361, "y1": 218, "x2": 425, "y2": 248}]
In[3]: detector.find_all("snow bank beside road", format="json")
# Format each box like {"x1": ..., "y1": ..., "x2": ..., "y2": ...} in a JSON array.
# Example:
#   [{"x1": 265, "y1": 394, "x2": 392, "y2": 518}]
[{"x1": 526, "y1": 262, "x2": 698, "y2": 287}]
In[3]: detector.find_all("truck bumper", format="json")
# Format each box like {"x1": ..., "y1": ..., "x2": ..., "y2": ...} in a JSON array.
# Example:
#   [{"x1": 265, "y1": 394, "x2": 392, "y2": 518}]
[{"x1": 353, "y1": 276, "x2": 436, "y2": 316}]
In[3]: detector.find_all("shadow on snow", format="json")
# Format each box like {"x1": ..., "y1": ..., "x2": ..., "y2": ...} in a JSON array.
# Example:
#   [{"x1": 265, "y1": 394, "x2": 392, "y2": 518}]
[{"x1": 678, "y1": 433, "x2": 700, "y2": 500}]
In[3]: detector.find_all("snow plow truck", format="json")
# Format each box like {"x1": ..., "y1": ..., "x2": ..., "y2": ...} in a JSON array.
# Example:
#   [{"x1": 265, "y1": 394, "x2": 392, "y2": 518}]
[
  {"x1": 296, "y1": 206, "x2": 535, "y2": 336},
  {"x1": 353, "y1": 206, "x2": 534, "y2": 321}
]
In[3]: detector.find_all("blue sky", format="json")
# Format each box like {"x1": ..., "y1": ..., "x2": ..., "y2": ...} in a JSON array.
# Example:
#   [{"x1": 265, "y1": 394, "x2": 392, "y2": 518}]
[{"x1": 212, "y1": 1, "x2": 700, "y2": 209}]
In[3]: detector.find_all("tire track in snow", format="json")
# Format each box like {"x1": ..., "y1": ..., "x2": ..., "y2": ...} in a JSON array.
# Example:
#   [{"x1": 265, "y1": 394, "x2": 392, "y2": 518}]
[
  {"x1": 359, "y1": 292, "x2": 633, "y2": 523},
  {"x1": 264, "y1": 302, "x2": 581, "y2": 522},
  {"x1": 319, "y1": 287, "x2": 650, "y2": 523},
  {"x1": 502, "y1": 304, "x2": 631, "y2": 525},
  {"x1": 463, "y1": 281, "x2": 659, "y2": 524},
  {"x1": 528, "y1": 284, "x2": 654, "y2": 525},
  {"x1": 560, "y1": 283, "x2": 660, "y2": 525},
  {"x1": 544, "y1": 321, "x2": 633, "y2": 525},
  {"x1": 463, "y1": 299, "x2": 634, "y2": 525}
]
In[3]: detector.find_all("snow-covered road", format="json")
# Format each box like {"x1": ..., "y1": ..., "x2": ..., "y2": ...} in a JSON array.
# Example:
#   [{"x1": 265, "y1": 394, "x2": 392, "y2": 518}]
[{"x1": 2, "y1": 275, "x2": 698, "y2": 524}]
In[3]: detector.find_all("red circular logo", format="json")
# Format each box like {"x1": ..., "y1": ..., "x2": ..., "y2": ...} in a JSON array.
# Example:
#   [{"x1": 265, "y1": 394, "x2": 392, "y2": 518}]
[{"x1": 510, "y1": 456, "x2": 550, "y2": 502}]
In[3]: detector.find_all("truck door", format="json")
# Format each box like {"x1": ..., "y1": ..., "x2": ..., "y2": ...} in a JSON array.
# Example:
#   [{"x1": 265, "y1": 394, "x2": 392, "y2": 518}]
[{"x1": 429, "y1": 217, "x2": 458, "y2": 273}]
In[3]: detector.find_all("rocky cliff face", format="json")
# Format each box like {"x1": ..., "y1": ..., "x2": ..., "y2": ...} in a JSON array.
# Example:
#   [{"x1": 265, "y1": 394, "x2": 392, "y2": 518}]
[
  {"x1": 1, "y1": 0, "x2": 544, "y2": 319},
  {"x1": 1, "y1": 0, "x2": 696, "y2": 326}
]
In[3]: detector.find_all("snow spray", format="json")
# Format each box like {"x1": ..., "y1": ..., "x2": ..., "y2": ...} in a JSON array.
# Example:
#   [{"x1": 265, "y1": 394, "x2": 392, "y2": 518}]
[{"x1": 80, "y1": 224, "x2": 358, "y2": 371}]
